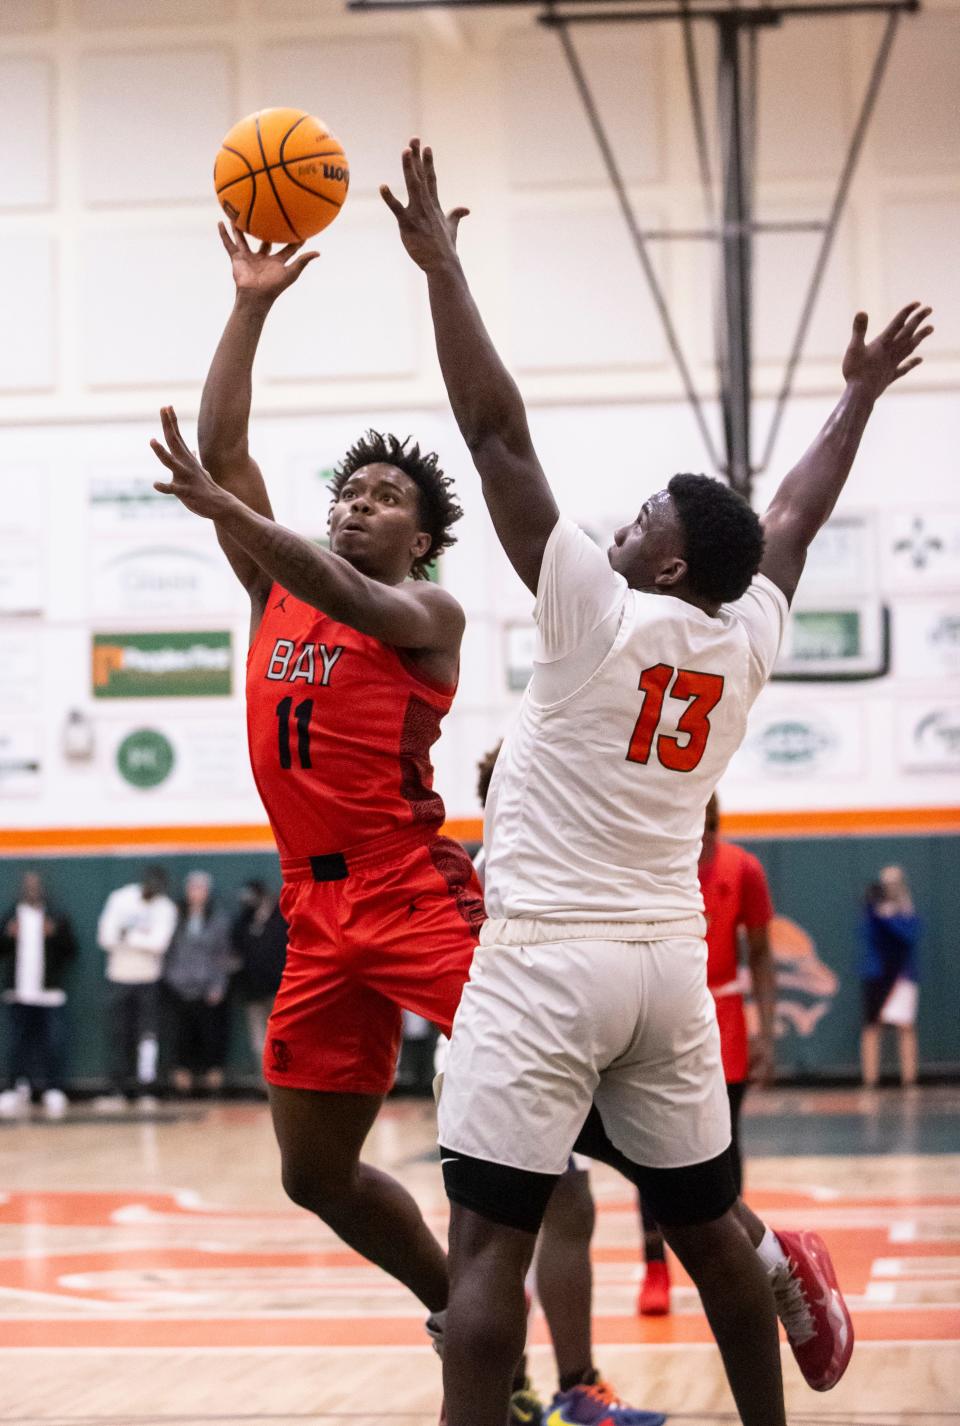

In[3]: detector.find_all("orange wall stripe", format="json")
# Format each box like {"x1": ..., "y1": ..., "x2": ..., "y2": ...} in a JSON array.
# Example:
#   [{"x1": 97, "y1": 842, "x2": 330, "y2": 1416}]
[{"x1": 0, "y1": 806, "x2": 958, "y2": 856}]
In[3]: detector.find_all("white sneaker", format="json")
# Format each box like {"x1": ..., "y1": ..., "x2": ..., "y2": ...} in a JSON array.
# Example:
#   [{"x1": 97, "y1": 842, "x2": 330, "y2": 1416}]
[
  {"x1": 135, "y1": 1094, "x2": 159, "y2": 1112},
  {"x1": 93, "y1": 1093, "x2": 126, "y2": 1113},
  {"x1": 0, "y1": 1088, "x2": 29, "y2": 1118},
  {"x1": 42, "y1": 1089, "x2": 68, "y2": 1119}
]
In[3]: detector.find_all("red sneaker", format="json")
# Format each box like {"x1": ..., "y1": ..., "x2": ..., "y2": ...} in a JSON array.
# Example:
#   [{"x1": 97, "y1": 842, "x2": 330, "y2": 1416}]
[
  {"x1": 770, "y1": 1229, "x2": 854, "y2": 1390},
  {"x1": 637, "y1": 1258, "x2": 671, "y2": 1316}
]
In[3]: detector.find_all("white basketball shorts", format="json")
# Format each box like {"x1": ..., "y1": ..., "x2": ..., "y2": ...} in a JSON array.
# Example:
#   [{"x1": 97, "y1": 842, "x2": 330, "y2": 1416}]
[{"x1": 437, "y1": 919, "x2": 732, "y2": 1175}]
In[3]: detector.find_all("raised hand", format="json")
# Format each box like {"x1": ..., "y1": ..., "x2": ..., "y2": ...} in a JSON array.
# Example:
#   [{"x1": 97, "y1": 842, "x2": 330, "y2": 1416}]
[
  {"x1": 842, "y1": 302, "x2": 933, "y2": 397},
  {"x1": 218, "y1": 222, "x2": 319, "y2": 302},
  {"x1": 381, "y1": 138, "x2": 469, "y2": 272},
  {"x1": 151, "y1": 407, "x2": 234, "y2": 520}
]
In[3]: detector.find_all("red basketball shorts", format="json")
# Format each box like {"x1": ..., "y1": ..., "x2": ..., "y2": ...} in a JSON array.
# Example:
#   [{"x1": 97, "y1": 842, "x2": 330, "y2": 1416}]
[{"x1": 265, "y1": 828, "x2": 484, "y2": 1096}]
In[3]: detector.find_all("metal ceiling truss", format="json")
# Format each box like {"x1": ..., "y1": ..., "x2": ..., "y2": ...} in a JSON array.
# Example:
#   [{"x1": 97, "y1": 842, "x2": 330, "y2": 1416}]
[{"x1": 350, "y1": 0, "x2": 919, "y2": 499}]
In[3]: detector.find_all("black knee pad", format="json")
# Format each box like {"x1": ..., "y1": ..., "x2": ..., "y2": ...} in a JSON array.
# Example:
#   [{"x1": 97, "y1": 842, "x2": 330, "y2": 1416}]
[
  {"x1": 440, "y1": 1146, "x2": 558, "y2": 1234},
  {"x1": 573, "y1": 1104, "x2": 737, "y2": 1228}
]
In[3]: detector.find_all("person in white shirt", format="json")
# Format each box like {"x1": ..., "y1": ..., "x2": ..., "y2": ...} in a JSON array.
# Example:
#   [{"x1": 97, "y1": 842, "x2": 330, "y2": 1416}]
[
  {"x1": 385, "y1": 139, "x2": 932, "y2": 1426},
  {"x1": 0, "y1": 872, "x2": 76, "y2": 1119},
  {"x1": 96, "y1": 865, "x2": 177, "y2": 1105}
]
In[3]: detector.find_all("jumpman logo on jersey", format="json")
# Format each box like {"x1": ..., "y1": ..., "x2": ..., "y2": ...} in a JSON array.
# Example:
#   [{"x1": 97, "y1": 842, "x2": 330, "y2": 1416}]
[{"x1": 274, "y1": 595, "x2": 289, "y2": 613}]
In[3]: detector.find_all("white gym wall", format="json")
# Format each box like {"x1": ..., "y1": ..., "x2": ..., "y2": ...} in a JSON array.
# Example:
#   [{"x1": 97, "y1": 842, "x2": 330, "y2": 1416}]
[{"x1": 0, "y1": 0, "x2": 957, "y2": 832}]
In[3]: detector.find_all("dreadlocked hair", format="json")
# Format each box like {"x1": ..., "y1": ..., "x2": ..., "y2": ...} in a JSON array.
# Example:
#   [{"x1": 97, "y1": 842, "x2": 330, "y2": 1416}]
[{"x1": 330, "y1": 430, "x2": 463, "y2": 580}]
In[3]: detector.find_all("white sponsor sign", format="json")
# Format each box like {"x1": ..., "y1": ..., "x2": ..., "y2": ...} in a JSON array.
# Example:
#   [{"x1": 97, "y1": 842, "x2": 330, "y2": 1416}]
[
  {"x1": 0, "y1": 468, "x2": 46, "y2": 615},
  {"x1": 894, "y1": 601, "x2": 960, "y2": 680},
  {"x1": 0, "y1": 634, "x2": 41, "y2": 714},
  {"x1": 734, "y1": 700, "x2": 865, "y2": 781},
  {"x1": 897, "y1": 702, "x2": 960, "y2": 772},
  {"x1": 105, "y1": 718, "x2": 256, "y2": 801},
  {"x1": 504, "y1": 623, "x2": 536, "y2": 692},
  {"x1": 0, "y1": 722, "x2": 42, "y2": 797},
  {"x1": 90, "y1": 542, "x2": 241, "y2": 618},
  {"x1": 89, "y1": 474, "x2": 194, "y2": 534},
  {"x1": 882, "y1": 509, "x2": 960, "y2": 593},
  {"x1": 800, "y1": 513, "x2": 878, "y2": 595}
]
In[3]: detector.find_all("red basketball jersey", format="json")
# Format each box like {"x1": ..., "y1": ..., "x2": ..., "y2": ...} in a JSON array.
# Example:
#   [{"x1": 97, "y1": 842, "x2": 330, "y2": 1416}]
[
  {"x1": 246, "y1": 584, "x2": 455, "y2": 863},
  {"x1": 699, "y1": 839, "x2": 774, "y2": 990}
]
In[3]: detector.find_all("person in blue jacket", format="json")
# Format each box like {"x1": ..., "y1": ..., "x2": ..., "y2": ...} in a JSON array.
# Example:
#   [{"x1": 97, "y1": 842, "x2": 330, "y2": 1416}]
[{"x1": 860, "y1": 866, "x2": 921, "y2": 1087}]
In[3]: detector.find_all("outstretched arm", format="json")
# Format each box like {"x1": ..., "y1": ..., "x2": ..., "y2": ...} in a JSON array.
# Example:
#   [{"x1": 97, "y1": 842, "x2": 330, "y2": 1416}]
[
  {"x1": 151, "y1": 408, "x2": 464, "y2": 654},
  {"x1": 383, "y1": 140, "x2": 558, "y2": 595},
  {"x1": 199, "y1": 225, "x2": 318, "y2": 613},
  {"x1": 760, "y1": 303, "x2": 932, "y2": 604}
]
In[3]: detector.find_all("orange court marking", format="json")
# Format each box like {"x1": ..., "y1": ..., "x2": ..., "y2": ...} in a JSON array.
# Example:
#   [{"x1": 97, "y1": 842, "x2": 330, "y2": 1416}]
[{"x1": 1, "y1": 1185, "x2": 958, "y2": 1351}]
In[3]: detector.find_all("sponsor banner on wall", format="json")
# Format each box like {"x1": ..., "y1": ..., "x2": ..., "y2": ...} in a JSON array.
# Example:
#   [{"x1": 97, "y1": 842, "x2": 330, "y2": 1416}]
[
  {"x1": 90, "y1": 542, "x2": 241, "y2": 618},
  {"x1": 733, "y1": 700, "x2": 865, "y2": 780},
  {"x1": 0, "y1": 467, "x2": 46, "y2": 615},
  {"x1": 0, "y1": 722, "x2": 42, "y2": 797},
  {"x1": 284, "y1": 453, "x2": 336, "y2": 538},
  {"x1": 88, "y1": 474, "x2": 194, "y2": 533},
  {"x1": 504, "y1": 623, "x2": 536, "y2": 691},
  {"x1": 799, "y1": 512, "x2": 878, "y2": 596},
  {"x1": 897, "y1": 701, "x2": 960, "y2": 772},
  {"x1": 92, "y1": 632, "x2": 233, "y2": 699},
  {"x1": 106, "y1": 719, "x2": 253, "y2": 800},
  {"x1": 882, "y1": 509, "x2": 960, "y2": 593},
  {"x1": 0, "y1": 634, "x2": 41, "y2": 714},
  {"x1": 894, "y1": 600, "x2": 960, "y2": 680}
]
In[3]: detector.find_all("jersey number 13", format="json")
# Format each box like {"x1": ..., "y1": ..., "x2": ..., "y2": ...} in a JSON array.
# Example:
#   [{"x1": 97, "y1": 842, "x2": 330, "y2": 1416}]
[{"x1": 626, "y1": 664, "x2": 724, "y2": 773}]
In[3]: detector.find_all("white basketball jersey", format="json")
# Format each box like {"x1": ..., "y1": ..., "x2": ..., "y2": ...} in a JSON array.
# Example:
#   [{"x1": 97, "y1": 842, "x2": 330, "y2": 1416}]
[{"x1": 483, "y1": 518, "x2": 788, "y2": 925}]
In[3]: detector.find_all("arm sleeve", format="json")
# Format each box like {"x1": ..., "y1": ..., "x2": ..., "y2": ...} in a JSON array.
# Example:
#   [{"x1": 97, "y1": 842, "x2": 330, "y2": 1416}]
[
  {"x1": 533, "y1": 517, "x2": 628, "y2": 663},
  {"x1": 726, "y1": 573, "x2": 789, "y2": 697},
  {"x1": 739, "y1": 852, "x2": 774, "y2": 930}
]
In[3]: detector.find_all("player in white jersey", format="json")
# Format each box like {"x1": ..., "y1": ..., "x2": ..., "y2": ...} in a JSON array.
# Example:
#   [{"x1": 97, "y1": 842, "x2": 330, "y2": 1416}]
[{"x1": 384, "y1": 140, "x2": 932, "y2": 1426}]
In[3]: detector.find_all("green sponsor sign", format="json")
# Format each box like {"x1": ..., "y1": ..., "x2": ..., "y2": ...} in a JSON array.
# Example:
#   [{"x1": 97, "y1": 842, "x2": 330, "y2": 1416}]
[
  {"x1": 117, "y1": 728, "x2": 175, "y2": 788},
  {"x1": 93, "y1": 632, "x2": 232, "y2": 698}
]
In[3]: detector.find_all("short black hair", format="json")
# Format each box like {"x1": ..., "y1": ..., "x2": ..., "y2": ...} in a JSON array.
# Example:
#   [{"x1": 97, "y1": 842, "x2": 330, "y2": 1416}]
[
  {"x1": 476, "y1": 740, "x2": 503, "y2": 808},
  {"x1": 668, "y1": 473, "x2": 764, "y2": 604},
  {"x1": 330, "y1": 430, "x2": 463, "y2": 580}
]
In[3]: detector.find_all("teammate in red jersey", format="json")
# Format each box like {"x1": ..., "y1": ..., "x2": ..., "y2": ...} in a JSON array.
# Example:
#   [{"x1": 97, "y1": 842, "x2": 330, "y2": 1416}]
[
  {"x1": 148, "y1": 225, "x2": 667, "y2": 1424},
  {"x1": 639, "y1": 792, "x2": 776, "y2": 1315}
]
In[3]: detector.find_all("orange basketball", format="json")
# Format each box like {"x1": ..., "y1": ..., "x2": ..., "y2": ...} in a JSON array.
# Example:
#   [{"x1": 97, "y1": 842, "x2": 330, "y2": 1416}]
[{"x1": 214, "y1": 107, "x2": 349, "y2": 244}]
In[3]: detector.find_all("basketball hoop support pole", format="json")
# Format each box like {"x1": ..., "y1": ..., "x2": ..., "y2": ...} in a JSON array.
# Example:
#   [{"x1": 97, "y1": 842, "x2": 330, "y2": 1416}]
[{"x1": 349, "y1": 0, "x2": 920, "y2": 503}]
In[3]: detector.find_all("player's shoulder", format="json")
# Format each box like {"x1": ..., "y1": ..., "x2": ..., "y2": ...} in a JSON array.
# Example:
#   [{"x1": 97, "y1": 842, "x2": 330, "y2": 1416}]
[{"x1": 406, "y1": 579, "x2": 466, "y2": 632}]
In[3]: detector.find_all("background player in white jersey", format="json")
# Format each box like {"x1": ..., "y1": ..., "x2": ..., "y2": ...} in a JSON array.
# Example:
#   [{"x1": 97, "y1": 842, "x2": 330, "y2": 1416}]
[{"x1": 384, "y1": 139, "x2": 932, "y2": 1426}]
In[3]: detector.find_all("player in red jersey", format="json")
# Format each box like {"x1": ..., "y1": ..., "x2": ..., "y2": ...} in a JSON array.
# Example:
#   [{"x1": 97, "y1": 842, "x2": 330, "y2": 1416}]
[
  {"x1": 148, "y1": 226, "x2": 666, "y2": 1425},
  {"x1": 639, "y1": 792, "x2": 776, "y2": 1315}
]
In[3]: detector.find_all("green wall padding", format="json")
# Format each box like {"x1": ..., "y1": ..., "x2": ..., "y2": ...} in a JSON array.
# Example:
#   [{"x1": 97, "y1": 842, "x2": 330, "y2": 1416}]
[{"x1": 0, "y1": 834, "x2": 957, "y2": 1085}]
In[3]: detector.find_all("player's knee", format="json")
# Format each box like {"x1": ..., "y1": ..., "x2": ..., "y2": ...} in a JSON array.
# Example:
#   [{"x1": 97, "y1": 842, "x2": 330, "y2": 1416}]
[
  {"x1": 448, "y1": 1280, "x2": 526, "y2": 1364},
  {"x1": 280, "y1": 1152, "x2": 357, "y2": 1216},
  {"x1": 665, "y1": 1208, "x2": 753, "y2": 1288}
]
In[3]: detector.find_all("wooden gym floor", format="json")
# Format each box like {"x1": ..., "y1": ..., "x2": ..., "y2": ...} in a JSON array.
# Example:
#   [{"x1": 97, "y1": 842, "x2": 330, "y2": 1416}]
[{"x1": 1, "y1": 1086, "x2": 958, "y2": 1425}]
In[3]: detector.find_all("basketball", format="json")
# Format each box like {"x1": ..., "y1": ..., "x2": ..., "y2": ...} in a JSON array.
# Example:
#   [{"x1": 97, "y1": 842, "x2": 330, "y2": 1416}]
[{"x1": 214, "y1": 107, "x2": 349, "y2": 244}]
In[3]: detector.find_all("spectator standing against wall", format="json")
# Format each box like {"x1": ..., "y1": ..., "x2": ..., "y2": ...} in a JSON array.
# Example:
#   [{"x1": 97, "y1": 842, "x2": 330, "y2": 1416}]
[
  {"x1": 0, "y1": 872, "x2": 76, "y2": 1119},
  {"x1": 231, "y1": 879, "x2": 286, "y2": 1073},
  {"x1": 860, "y1": 866, "x2": 921, "y2": 1088},
  {"x1": 163, "y1": 871, "x2": 233, "y2": 1096},
  {"x1": 96, "y1": 864, "x2": 176, "y2": 1110},
  {"x1": 638, "y1": 794, "x2": 777, "y2": 1315}
]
